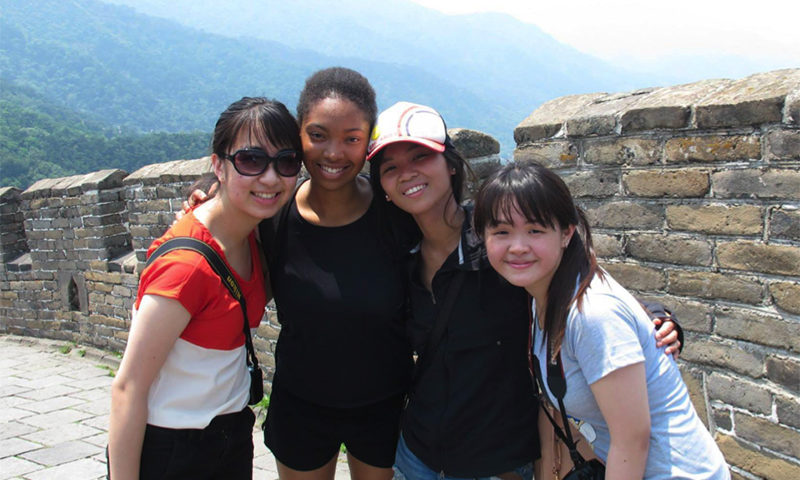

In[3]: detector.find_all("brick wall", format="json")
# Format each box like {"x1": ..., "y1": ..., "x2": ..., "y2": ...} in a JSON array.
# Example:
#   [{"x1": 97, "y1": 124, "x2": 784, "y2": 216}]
[{"x1": 513, "y1": 68, "x2": 800, "y2": 479}]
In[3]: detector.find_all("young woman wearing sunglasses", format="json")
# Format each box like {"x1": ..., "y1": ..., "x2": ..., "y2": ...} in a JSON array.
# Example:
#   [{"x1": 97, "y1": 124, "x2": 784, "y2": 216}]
[{"x1": 108, "y1": 97, "x2": 302, "y2": 480}]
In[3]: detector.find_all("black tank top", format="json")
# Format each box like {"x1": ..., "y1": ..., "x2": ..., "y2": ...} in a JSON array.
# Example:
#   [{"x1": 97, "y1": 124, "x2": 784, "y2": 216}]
[{"x1": 268, "y1": 195, "x2": 413, "y2": 407}]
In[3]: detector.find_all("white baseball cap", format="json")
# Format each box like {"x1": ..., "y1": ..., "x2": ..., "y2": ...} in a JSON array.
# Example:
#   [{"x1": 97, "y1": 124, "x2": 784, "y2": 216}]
[{"x1": 367, "y1": 102, "x2": 447, "y2": 160}]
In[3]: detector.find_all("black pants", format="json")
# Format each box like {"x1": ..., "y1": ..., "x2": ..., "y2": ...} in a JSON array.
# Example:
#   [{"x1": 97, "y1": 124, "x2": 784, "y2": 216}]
[{"x1": 109, "y1": 407, "x2": 255, "y2": 479}]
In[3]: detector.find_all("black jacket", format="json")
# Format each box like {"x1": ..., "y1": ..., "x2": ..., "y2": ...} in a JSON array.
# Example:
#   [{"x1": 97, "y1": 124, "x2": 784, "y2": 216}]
[{"x1": 401, "y1": 208, "x2": 540, "y2": 477}]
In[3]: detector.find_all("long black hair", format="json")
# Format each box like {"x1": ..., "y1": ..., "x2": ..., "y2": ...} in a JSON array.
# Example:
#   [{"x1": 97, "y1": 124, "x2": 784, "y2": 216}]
[{"x1": 473, "y1": 161, "x2": 603, "y2": 355}]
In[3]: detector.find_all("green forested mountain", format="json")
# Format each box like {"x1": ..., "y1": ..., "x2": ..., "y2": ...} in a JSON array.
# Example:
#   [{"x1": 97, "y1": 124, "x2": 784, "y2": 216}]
[
  {"x1": 0, "y1": 81, "x2": 210, "y2": 189},
  {"x1": 1, "y1": 0, "x2": 508, "y2": 135},
  {"x1": 1, "y1": 0, "x2": 657, "y2": 189}
]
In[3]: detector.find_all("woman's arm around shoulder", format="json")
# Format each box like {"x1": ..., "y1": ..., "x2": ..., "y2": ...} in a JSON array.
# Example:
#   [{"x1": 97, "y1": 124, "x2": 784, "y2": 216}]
[
  {"x1": 107, "y1": 295, "x2": 192, "y2": 480},
  {"x1": 590, "y1": 362, "x2": 650, "y2": 480}
]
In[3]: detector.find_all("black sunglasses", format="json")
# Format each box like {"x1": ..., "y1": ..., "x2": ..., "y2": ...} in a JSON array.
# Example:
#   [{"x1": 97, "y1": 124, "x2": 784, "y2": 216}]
[{"x1": 223, "y1": 148, "x2": 302, "y2": 177}]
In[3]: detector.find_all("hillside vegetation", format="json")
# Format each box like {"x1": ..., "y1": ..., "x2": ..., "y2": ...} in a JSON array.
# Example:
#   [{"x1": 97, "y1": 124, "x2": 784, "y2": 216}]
[{"x1": 0, "y1": 82, "x2": 210, "y2": 189}]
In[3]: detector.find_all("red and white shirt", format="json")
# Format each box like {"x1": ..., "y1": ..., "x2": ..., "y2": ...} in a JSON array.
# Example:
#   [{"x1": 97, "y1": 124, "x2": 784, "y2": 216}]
[{"x1": 134, "y1": 211, "x2": 266, "y2": 429}]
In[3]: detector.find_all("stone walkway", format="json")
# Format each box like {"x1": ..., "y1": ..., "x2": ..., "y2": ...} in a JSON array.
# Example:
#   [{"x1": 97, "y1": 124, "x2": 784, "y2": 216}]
[{"x1": 0, "y1": 335, "x2": 350, "y2": 479}]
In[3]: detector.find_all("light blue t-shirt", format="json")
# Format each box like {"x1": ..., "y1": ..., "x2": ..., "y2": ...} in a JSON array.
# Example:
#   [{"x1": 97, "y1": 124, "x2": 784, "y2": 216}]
[{"x1": 532, "y1": 272, "x2": 729, "y2": 479}]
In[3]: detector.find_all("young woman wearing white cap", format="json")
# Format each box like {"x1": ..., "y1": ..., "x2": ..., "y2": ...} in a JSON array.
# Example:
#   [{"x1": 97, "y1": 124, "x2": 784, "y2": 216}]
[
  {"x1": 184, "y1": 90, "x2": 680, "y2": 479},
  {"x1": 367, "y1": 102, "x2": 683, "y2": 480}
]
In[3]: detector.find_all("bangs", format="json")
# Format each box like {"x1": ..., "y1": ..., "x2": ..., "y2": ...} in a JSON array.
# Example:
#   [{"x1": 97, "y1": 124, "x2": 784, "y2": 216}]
[
  {"x1": 483, "y1": 180, "x2": 557, "y2": 230},
  {"x1": 473, "y1": 162, "x2": 573, "y2": 238},
  {"x1": 234, "y1": 107, "x2": 301, "y2": 153}
]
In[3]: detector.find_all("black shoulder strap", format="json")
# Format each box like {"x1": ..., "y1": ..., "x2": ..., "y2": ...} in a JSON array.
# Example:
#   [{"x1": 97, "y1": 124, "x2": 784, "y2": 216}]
[
  {"x1": 145, "y1": 237, "x2": 259, "y2": 371},
  {"x1": 529, "y1": 300, "x2": 587, "y2": 467}
]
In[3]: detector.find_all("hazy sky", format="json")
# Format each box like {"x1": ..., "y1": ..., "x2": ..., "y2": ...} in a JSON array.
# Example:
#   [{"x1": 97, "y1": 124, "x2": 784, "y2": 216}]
[{"x1": 410, "y1": 0, "x2": 799, "y2": 78}]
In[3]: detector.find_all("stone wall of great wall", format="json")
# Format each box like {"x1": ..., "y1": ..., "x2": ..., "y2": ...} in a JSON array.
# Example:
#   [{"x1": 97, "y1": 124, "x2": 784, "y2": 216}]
[{"x1": 1, "y1": 68, "x2": 798, "y2": 478}]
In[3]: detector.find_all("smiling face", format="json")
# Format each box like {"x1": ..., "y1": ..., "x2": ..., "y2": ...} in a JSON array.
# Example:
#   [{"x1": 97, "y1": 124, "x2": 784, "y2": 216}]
[
  {"x1": 212, "y1": 128, "x2": 298, "y2": 223},
  {"x1": 483, "y1": 199, "x2": 575, "y2": 300},
  {"x1": 300, "y1": 97, "x2": 371, "y2": 191},
  {"x1": 377, "y1": 142, "x2": 456, "y2": 218}
]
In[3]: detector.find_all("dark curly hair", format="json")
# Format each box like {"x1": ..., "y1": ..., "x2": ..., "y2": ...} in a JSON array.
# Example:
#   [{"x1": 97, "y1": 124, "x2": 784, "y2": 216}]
[{"x1": 296, "y1": 67, "x2": 377, "y2": 128}]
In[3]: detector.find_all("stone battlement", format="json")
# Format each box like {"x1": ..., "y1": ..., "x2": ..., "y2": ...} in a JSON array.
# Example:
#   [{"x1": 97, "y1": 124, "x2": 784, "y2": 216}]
[{"x1": 1, "y1": 69, "x2": 798, "y2": 478}]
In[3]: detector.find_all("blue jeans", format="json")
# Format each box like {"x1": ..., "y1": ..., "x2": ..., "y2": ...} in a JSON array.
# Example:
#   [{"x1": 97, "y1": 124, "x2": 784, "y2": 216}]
[{"x1": 393, "y1": 434, "x2": 533, "y2": 480}]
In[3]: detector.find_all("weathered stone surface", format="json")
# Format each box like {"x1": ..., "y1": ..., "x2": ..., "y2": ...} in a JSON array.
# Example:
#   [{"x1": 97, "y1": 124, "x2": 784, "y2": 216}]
[
  {"x1": 465, "y1": 155, "x2": 502, "y2": 182},
  {"x1": 566, "y1": 89, "x2": 658, "y2": 137},
  {"x1": 680, "y1": 367, "x2": 708, "y2": 427},
  {"x1": 256, "y1": 322, "x2": 280, "y2": 341},
  {"x1": 562, "y1": 170, "x2": 619, "y2": 198},
  {"x1": 585, "y1": 201, "x2": 662, "y2": 229},
  {"x1": 695, "y1": 69, "x2": 800, "y2": 128},
  {"x1": 449, "y1": 128, "x2": 500, "y2": 158},
  {"x1": 717, "y1": 433, "x2": 800, "y2": 480},
  {"x1": 620, "y1": 79, "x2": 732, "y2": 132},
  {"x1": 668, "y1": 271, "x2": 762, "y2": 304},
  {"x1": 133, "y1": 199, "x2": 171, "y2": 212},
  {"x1": 124, "y1": 157, "x2": 210, "y2": 185},
  {"x1": 770, "y1": 281, "x2": 800, "y2": 315},
  {"x1": 715, "y1": 305, "x2": 800, "y2": 353},
  {"x1": 514, "y1": 93, "x2": 605, "y2": 143},
  {"x1": 664, "y1": 135, "x2": 760, "y2": 163},
  {"x1": 681, "y1": 333, "x2": 764, "y2": 377},
  {"x1": 593, "y1": 233, "x2": 624, "y2": 258},
  {"x1": 0, "y1": 186, "x2": 22, "y2": 200},
  {"x1": 599, "y1": 262, "x2": 666, "y2": 291},
  {"x1": 583, "y1": 137, "x2": 660, "y2": 166},
  {"x1": 22, "y1": 170, "x2": 127, "y2": 199},
  {"x1": 717, "y1": 240, "x2": 800, "y2": 276},
  {"x1": 713, "y1": 168, "x2": 800, "y2": 199},
  {"x1": 627, "y1": 233, "x2": 712, "y2": 266},
  {"x1": 766, "y1": 129, "x2": 800, "y2": 160},
  {"x1": 513, "y1": 141, "x2": 578, "y2": 167},
  {"x1": 712, "y1": 406, "x2": 732, "y2": 431},
  {"x1": 785, "y1": 88, "x2": 800, "y2": 124},
  {"x1": 636, "y1": 295, "x2": 712, "y2": 333},
  {"x1": 766, "y1": 355, "x2": 800, "y2": 393},
  {"x1": 776, "y1": 394, "x2": 800, "y2": 429},
  {"x1": 770, "y1": 207, "x2": 800, "y2": 241},
  {"x1": 707, "y1": 372, "x2": 772, "y2": 415},
  {"x1": 666, "y1": 204, "x2": 763, "y2": 235},
  {"x1": 735, "y1": 411, "x2": 800, "y2": 459},
  {"x1": 623, "y1": 169, "x2": 710, "y2": 197}
]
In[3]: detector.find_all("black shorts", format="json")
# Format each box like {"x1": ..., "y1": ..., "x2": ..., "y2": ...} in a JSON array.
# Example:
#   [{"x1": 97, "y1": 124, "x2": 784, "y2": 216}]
[
  {"x1": 263, "y1": 381, "x2": 404, "y2": 471},
  {"x1": 138, "y1": 407, "x2": 255, "y2": 479}
]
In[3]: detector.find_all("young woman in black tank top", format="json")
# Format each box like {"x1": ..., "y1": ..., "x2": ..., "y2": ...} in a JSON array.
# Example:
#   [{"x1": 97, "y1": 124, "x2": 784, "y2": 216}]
[{"x1": 260, "y1": 68, "x2": 413, "y2": 480}]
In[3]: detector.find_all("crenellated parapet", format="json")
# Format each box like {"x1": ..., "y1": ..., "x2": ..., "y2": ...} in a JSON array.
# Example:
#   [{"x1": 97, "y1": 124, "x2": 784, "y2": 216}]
[
  {"x1": 514, "y1": 68, "x2": 800, "y2": 479},
  {"x1": 0, "y1": 187, "x2": 28, "y2": 266},
  {"x1": 123, "y1": 157, "x2": 212, "y2": 264}
]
